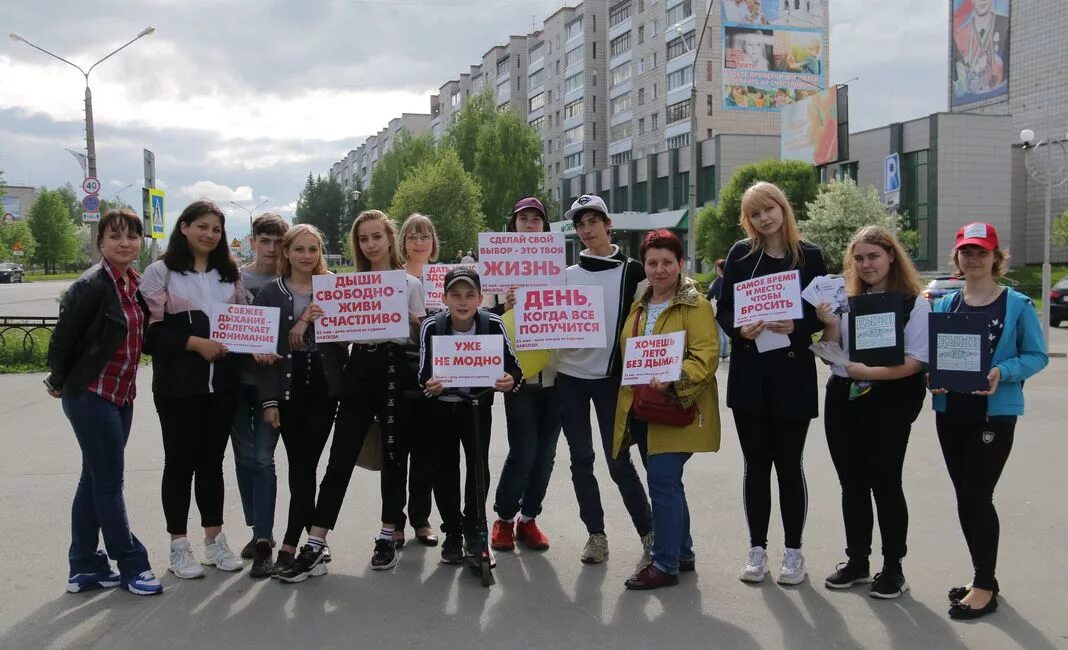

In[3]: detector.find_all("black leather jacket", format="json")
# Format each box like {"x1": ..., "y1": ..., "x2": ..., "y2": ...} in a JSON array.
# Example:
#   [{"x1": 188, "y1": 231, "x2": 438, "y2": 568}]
[{"x1": 46, "y1": 265, "x2": 148, "y2": 396}]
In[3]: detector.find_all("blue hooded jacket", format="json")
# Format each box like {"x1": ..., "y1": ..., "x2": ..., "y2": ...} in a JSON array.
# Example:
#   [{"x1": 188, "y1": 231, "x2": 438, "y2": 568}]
[{"x1": 931, "y1": 288, "x2": 1048, "y2": 416}]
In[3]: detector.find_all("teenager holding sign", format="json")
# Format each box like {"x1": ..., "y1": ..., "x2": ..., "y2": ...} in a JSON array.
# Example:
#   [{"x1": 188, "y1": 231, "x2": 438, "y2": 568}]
[
  {"x1": 612, "y1": 230, "x2": 721, "y2": 590},
  {"x1": 930, "y1": 223, "x2": 1047, "y2": 620},
  {"x1": 279, "y1": 210, "x2": 426, "y2": 582},
  {"x1": 817, "y1": 226, "x2": 929, "y2": 598},
  {"x1": 715, "y1": 182, "x2": 827, "y2": 585}
]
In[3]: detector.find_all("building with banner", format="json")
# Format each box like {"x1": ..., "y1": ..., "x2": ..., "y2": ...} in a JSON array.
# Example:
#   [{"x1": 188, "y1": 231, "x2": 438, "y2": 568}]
[{"x1": 0, "y1": 186, "x2": 39, "y2": 224}]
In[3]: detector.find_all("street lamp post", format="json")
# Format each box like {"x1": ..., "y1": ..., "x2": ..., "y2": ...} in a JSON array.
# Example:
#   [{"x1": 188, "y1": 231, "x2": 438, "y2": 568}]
[
  {"x1": 1020, "y1": 128, "x2": 1068, "y2": 349},
  {"x1": 10, "y1": 28, "x2": 155, "y2": 261},
  {"x1": 230, "y1": 200, "x2": 270, "y2": 232}
]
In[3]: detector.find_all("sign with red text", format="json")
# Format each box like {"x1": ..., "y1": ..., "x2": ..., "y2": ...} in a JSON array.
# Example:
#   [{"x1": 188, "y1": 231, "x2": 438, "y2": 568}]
[
  {"x1": 622, "y1": 332, "x2": 686, "y2": 386},
  {"x1": 431, "y1": 335, "x2": 504, "y2": 387},
  {"x1": 732, "y1": 270, "x2": 803, "y2": 327},
  {"x1": 513, "y1": 286, "x2": 606, "y2": 350},
  {"x1": 313, "y1": 270, "x2": 409, "y2": 342},
  {"x1": 209, "y1": 303, "x2": 280, "y2": 354},
  {"x1": 477, "y1": 232, "x2": 566, "y2": 294},
  {"x1": 422, "y1": 263, "x2": 476, "y2": 311}
]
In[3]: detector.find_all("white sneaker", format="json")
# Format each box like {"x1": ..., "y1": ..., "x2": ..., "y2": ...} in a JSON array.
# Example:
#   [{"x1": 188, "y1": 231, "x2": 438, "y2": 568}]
[
  {"x1": 203, "y1": 532, "x2": 244, "y2": 572},
  {"x1": 580, "y1": 533, "x2": 609, "y2": 564},
  {"x1": 169, "y1": 538, "x2": 205, "y2": 579},
  {"x1": 778, "y1": 548, "x2": 807, "y2": 585},
  {"x1": 739, "y1": 546, "x2": 769, "y2": 583}
]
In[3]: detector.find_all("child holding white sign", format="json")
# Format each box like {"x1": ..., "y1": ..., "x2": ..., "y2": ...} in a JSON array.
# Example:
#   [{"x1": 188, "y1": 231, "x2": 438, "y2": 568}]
[{"x1": 417, "y1": 268, "x2": 523, "y2": 566}]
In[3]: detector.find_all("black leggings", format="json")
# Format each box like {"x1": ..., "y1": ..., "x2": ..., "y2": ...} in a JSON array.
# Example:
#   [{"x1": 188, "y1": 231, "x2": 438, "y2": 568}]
[
  {"x1": 396, "y1": 395, "x2": 434, "y2": 531},
  {"x1": 733, "y1": 409, "x2": 810, "y2": 549},
  {"x1": 936, "y1": 411, "x2": 1016, "y2": 591},
  {"x1": 155, "y1": 391, "x2": 237, "y2": 535}
]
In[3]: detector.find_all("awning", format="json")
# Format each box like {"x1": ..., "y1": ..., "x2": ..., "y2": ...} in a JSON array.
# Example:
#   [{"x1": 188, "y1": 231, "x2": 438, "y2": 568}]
[{"x1": 551, "y1": 208, "x2": 688, "y2": 235}]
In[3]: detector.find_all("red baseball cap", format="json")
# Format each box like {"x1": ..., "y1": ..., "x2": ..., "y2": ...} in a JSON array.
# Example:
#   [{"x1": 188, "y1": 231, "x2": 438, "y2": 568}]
[
  {"x1": 954, "y1": 222, "x2": 999, "y2": 251},
  {"x1": 512, "y1": 197, "x2": 546, "y2": 218}
]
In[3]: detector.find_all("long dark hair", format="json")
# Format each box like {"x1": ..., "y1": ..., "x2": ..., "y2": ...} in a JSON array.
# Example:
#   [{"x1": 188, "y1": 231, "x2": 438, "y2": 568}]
[{"x1": 163, "y1": 200, "x2": 239, "y2": 282}]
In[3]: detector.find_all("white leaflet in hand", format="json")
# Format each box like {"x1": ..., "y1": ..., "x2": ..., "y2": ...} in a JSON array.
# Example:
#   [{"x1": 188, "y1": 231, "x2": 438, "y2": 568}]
[
  {"x1": 809, "y1": 341, "x2": 851, "y2": 366},
  {"x1": 755, "y1": 329, "x2": 791, "y2": 353}
]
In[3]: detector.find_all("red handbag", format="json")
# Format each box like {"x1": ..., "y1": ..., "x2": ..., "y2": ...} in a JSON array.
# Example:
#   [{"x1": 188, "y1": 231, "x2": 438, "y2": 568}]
[{"x1": 629, "y1": 308, "x2": 696, "y2": 427}]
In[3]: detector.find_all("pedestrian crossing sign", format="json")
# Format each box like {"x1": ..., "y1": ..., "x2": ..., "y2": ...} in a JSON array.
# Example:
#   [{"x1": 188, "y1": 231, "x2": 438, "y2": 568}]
[{"x1": 149, "y1": 189, "x2": 166, "y2": 239}]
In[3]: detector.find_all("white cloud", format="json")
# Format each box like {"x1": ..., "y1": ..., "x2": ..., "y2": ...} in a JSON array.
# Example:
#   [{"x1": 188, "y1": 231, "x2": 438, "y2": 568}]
[
  {"x1": 275, "y1": 201, "x2": 298, "y2": 216},
  {"x1": 181, "y1": 180, "x2": 253, "y2": 203}
]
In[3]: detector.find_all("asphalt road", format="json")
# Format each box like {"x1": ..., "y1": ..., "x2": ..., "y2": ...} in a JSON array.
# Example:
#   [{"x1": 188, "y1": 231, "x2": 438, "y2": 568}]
[
  {"x1": 0, "y1": 360, "x2": 1065, "y2": 649},
  {"x1": 0, "y1": 278, "x2": 75, "y2": 317}
]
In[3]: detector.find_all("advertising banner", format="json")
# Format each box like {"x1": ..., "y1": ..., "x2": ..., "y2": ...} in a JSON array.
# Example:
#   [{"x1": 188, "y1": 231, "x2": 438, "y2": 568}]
[
  {"x1": 951, "y1": 0, "x2": 1010, "y2": 107},
  {"x1": 209, "y1": 303, "x2": 280, "y2": 354},
  {"x1": 732, "y1": 270, "x2": 803, "y2": 327},
  {"x1": 512, "y1": 286, "x2": 607, "y2": 351},
  {"x1": 477, "y1": 232, "x2": 566, "y2": 294},
  {"x1": 431, "y1": 335, "x2": 505, "y2": 388},
  {"x1": 780, "y1": 86, "x2": 839, "y2": 165},
  {"x1": 313, "y1": 271, "x2": 409, "y2": 342},
  {"x1": 422, "y1": 263, "x2": 475, "y2": 311},
  {"x1": 621, "y1": 332, "x2": 686, "y2": 386}
]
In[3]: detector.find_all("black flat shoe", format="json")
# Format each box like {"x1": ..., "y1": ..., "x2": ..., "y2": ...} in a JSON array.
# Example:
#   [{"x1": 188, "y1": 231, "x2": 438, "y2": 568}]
[
  {"x1": 947, "y1": 585, "x2": 969, "y2": 602},
  {"x1": 417, "y1": 533, "x2": 439, "y2": 547},
  {"x1": 949, "y1": 594, "x2": 998, "y2": 620}
]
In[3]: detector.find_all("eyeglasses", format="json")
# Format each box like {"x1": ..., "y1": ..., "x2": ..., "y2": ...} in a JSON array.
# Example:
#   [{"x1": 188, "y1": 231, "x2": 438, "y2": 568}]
[{"x1": 406, "y1": 234, "x2": 433, "y2": 243}]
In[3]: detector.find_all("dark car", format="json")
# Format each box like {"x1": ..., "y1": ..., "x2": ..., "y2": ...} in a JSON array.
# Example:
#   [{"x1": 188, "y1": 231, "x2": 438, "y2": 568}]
[
  {"x1": 0, "y1": 262, "x2": 24, "y2": 283},
  {"x1": 923, "y1": 277, "x2": 964, "y2": 304},
  {"x1": 1050, "y1": 277, "x2": 1068, "y2": 327}
]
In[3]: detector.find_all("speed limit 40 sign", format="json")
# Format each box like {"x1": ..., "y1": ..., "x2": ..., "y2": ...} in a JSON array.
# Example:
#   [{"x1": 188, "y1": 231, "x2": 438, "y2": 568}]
[{"x1": 82, "y1": 176, "x2": 101, "y2": 195}]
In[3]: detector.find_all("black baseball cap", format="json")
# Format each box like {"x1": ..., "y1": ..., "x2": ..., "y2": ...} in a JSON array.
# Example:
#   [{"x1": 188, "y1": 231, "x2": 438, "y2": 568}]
[{"x1": 443, "y1": 267, "x2": 481, "y2": 293}]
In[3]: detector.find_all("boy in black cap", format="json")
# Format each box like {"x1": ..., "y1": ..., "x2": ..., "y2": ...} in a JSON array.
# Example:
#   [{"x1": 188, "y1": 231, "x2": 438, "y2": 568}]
[{"x1": 417, "y1": 267, "x2": 524, "y2": 565}]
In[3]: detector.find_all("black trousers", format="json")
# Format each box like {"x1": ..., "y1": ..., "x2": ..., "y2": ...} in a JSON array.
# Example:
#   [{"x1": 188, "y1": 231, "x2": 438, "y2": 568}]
[
  {"x1": 395, "y1": 394, "x2": 434, "y2": 531},
  {"x1": 313, "y1": 344, "x2": 415, "y2": 531},
  {"x1": 430, "y1": 397, "x2": 493, "y2": 539},
  {"x1": 936, "y1": 410, "x2": 1016, "y2": 591},
  {"x1": 733, "y1": 408, "x2": 810, "y2": 549},
  {"x1": 825, "y1": 376, "x2": 924, "y2": 566},
  {"x1": 278, "y1": 351, "x2": 338, "y2": 548},
  {"x1": 155, "y1": 391, "x2": 237, "y2": 535}
]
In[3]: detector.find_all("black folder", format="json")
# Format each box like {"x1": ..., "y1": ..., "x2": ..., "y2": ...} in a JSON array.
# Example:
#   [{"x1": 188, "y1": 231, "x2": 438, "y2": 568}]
[
  {"x1": 928, "y1": 312, "x2": 992, "y2": 393},
  {"x1": 847, "y1": 293, "x2": 905, "y2": 366}
]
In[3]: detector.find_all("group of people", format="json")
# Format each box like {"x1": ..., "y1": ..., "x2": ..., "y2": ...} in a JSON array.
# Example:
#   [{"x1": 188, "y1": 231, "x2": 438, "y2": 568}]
[{"x1": 47, "y1": 180, "x2": 1047, "y2": 621}]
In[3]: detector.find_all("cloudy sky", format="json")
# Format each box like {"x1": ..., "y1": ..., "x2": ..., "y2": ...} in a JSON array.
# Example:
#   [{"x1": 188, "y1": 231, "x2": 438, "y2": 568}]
[{"x1": 1, "y1": 0, "x2": 947, "y2": 238}]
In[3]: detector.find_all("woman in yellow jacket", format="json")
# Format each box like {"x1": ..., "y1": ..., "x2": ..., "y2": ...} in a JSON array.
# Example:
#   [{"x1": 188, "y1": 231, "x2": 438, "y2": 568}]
[{"x1": 613, "y1": 229, "x2": 721, "y2": 590}]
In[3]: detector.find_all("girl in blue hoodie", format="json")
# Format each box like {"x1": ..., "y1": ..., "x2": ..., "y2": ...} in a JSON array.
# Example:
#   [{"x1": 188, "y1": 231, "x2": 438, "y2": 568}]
[{"x1": 930, "y1": 222, "x2": 1048, "y2": 620}]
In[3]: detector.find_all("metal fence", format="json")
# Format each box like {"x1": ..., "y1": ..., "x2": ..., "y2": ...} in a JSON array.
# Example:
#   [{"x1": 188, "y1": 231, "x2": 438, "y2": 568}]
[{"x1": 0, "y1": 317, "x2": 57, "y2": 354}]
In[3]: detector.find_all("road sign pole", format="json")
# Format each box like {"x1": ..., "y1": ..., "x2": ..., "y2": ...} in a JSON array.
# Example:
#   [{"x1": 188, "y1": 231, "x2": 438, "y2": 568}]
[{"x1": 85, "y1": 85, "x2": 100, "y2": 263}]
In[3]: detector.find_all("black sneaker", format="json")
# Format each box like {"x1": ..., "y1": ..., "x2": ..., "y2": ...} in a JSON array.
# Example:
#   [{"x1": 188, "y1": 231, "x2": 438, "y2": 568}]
[
  {"x1": 278, "y1": 544, "x2": 327, "y2": 584},
  {"x1": 241, "y1": 537, "x2": 256, "y2": 560},
  {"x1": 371, "y1": 539, "x2": 397, "y2": 571},
  {"x1": 271, "y1": 550, "x2": 294, "y2": 579},
  {"x1": 824, "y1": 561, "x2": 872, "y2": 589},
  {"x1": 248, "y1": 540, "x2": 274, "y2": 579},
  {"x1": 870, "y1": 571, "x2": 909, "y2": 599},
  {"x1": 441, "y1": 535, "x2": 464, "y2": 565}
]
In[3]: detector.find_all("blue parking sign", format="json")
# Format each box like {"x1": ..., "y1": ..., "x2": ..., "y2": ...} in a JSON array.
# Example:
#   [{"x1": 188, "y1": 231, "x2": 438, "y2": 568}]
[{"x1": 884, "y1": 153, "x2": 901, "y2": 194}]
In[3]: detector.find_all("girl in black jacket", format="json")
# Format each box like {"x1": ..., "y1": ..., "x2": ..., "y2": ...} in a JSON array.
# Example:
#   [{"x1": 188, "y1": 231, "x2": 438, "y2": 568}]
[{"x1": 715, "y1": 181, "x2": 828, "y2": 586}]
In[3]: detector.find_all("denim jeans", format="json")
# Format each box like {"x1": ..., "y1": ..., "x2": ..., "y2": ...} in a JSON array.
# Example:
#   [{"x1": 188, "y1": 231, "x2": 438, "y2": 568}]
[
  {"x1": 556, "y1": 373, "x2": 651, "y2": 536},
  {"x1": 631, "y1": 420, "x2": 693, "y2": 575},
  {"x1": 494, "y1": 383, "x2": 561, "y2": 520},
  {"x1": 62, "y1": 391, "x2": 150, "y2": 581},
  {"x1": 231, "y1": 383, "x2": 279, "y2": 540}
]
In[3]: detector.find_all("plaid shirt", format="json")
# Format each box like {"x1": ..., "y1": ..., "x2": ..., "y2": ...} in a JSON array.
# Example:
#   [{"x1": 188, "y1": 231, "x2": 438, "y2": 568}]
[{"x1": 87, "y1": 259, "x2": 144, "y2": 406}]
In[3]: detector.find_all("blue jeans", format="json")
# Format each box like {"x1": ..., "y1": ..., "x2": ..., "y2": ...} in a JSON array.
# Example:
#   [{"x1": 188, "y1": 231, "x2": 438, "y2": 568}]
[
  {"x1": 62, "y1": 391, "x2": 150, "y2": 581},
  {"x1": 631, "y1": 419, "x2": 693, "y2": 575},
  {"x1": 231, "y1": 383, "x2": 279, "y2": 540},
  {"x1": 494, "y1": 383, "x2": 561, "y2": 520},
  {"x1": 556, "y1": 373, "x2": 651, "y2": 536}
]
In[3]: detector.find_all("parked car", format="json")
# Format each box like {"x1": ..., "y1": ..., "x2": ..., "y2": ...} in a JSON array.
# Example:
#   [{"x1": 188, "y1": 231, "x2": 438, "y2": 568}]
[
  {"x1": 0, "y1": 262, "x2": 24, "y2": 283},
  {"x1": 1051, "y1": 277, "x2": 1068, "y2": 327},
  {"x1": 923, "y1": 276, "x2": 964, "y2": 304}
]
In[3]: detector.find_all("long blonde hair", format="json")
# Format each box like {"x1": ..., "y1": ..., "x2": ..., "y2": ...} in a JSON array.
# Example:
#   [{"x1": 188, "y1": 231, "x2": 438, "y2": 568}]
[
  {"x1": 739, "y1": 181, "x2": 806, "y2": 268},
  {"x1": 351, "y1": 210, "x2": 404, "y2": 272},
  {"x1": 279, "y1": 224, "x2": 328, "y2": 278},
  {"x1": 843, "y1": 225, "x2": 923, "y2": 299},
  {"x1": 399, "y1": 213, "x2": 440, "y2": 263}
]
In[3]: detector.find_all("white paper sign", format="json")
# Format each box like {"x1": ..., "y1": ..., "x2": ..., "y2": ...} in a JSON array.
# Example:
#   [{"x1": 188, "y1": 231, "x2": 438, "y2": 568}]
[
  {"x1": 513, "y1": 285, "x2": 607, "y2": 350},
  {"x1": 209, "y1": 303, "x2": 280, "y2": 354},
  {"x1": 936, "y1": 333, "x2": 982, "y2": 372},
  {"x1": 422, "y1": 264, "x2": 475, "y2": 311},
  {"x1": 432, "y1": 335, "x2": 505, "y2": 387},
  {"x1": 477, "y1": 232, "x2": 566, "y2": 294},
  {"x1": 313, "y1": 271, "x2": 409, "y2": 342},
  {"x1": 755, "y1": 329, "x2": 791, "y2": 353},
  {"x1": 854, "y1": 312, "x2": 897, "y2": 350},
  {"x1": 621, "y1": 332, "x2": 686, "y2": 386},
  {"x1": 733, "y1": 270, "x2": 804, "y2": 327}
]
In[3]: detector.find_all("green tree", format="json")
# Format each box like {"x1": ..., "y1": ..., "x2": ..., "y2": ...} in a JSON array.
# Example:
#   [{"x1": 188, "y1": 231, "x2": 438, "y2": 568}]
[
  {"x1": 365, "y1": 130, "x2": 437, "y2": 212},
  {"x1": 56, "y1": 183, "x2": 83, "y2": 225},
  {"x1": 800, "y1": 177, "x2": 916, "y2": 273},
  {"x1": 697, "y1": 159, "x2": 820, "y2": 262},
  {"x1": 339, "y1": 175, "x2": 368, "y2": 250},
  {"x1": 1054, "y1": 209, "x2": 1068, "y2": 248},
  {"x1": 474, "y1": 111, "x2": 546, "y2": 230},
  {"x1": 27, "y1": 189, "x2": 79, "y2": 273},
  {"x1": 389, "y1": 149, "x2": 484, "y2": 256},
  {"x1": 0, "y1": 220, "x2": 35, "y2": 263},
  {"x1": 295, "y1": 174, "x2": 346, "y2": 253},
  {"x1": 443, "y1": 90, "x2": 496, "y2": 173}
]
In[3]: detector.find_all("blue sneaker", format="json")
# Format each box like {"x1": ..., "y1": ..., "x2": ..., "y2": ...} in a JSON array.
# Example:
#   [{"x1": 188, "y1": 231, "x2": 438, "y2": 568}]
[
  {"x1": 67, "y1": 569, "x2": 121, "y2": 593},
  {"x1": 124, "y1": 570, "x2": 163, "y2": 596}
]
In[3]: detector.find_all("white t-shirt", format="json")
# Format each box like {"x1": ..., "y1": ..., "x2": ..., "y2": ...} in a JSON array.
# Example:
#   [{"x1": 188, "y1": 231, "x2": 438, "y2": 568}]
[
  {"x1": 362, "y1": 273, "x2": 427, "y2": 345},
  {"x1": 831, "y1": 295, "x2": 930, "y2": 378}
]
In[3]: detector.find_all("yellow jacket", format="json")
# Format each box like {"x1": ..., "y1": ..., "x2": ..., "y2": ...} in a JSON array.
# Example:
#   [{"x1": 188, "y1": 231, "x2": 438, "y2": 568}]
[{"x1": 612, "y1": 276, "x2": 722, "y2": 458}]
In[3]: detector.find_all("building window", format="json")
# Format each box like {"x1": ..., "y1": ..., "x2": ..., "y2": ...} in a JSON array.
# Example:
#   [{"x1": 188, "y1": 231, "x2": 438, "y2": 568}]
[
  {"x1": 593, "y1": 96, "x2": 597, "y2": 112},
  {"x1": 837, "y1": 161, "x2": 859, "y2": 182},
  {"x1": 611, "y1": 150, "x2": 633, "y2": 165},
  {"x1": 530, "y1": 42, "x2": 544, "y2": 62},
  {"x1": 666, "y1": 0, "x2": 693, "y2": 28},
  {"x1": 564, "y1": 97, "x2": 584, "y2": 119},
  {"x1": 610, "y1": 32, "x2": 632, "y2": 58},
  {"x1": 611, "y1": 92, "x2": 634, "y2": 115},
  {"x1": 565, "y1": 124, "x2": 584, "y2": 146},
  {"x1": 638, "y1": 87, "x2": 646, "y2": 105},
  {"x1": 667, "y1": 66, "x2": 693, "y2": 91},
  {"x1": 564, "y1": 152, "x2": 583, "y2": 170},
  {"x1": 497, "y1": 56, "x2": 510, "y2": 76},
  {"x1": 566, "y1": 17, "x2": 583, "y2": 41},
  {"x1": 529, "y1": 115, "x2": 546, "y2": 131},
  {"x1": 902, "y1": 150, "x2": 931, "y2": 263},
  {"x1": 451, "y1": 91, "x2": 461, "y2": 107},
  {"x1": 529, "y1": 69, "x2": 545, "y2": 88},
  {"x1": 666, "y1": 99, "x2": 690, "y2": 123},
  {"x1": 638, "y1": 24, "x2": 645, "y2": 44},
  {"x1": 565, "y1": 46, "x2": 584, "y2": 68},
  {"x1": 638, "y1": 117, "x2": 646, "y2": 134},
  {"x1": 611, "y1": 63, "x2": 632, "y2": 87},
  {"x1": 565, "y1": 72, "x2": 584, "y2": 94},
  {"x1": 707, "y1": 93, "x2": 715, "y2": 116},
  {"x1": 666, "y1": 133, "x2": 691, "y2": 150},
  {"x1": 667, "y1": 31, "x2": 694, "y2": 60},
  {"x1": 610, "y1": 2, "x2": 632, "y2": 27},
  {"x1": 651, "y1": 112, "x2": 659, "y2": 130},
  {"x1": 529, "y1": 92, "x2": 546, "y2": 112},
  {"x1": 610, "y1": 120, "x2": 634, "y2": 142}
]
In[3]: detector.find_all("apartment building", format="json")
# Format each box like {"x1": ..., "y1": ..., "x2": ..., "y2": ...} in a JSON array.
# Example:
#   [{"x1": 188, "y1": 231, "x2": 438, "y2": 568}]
[{"x1": 329, "y1": 112, "x2": 432, "y2": 197}]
